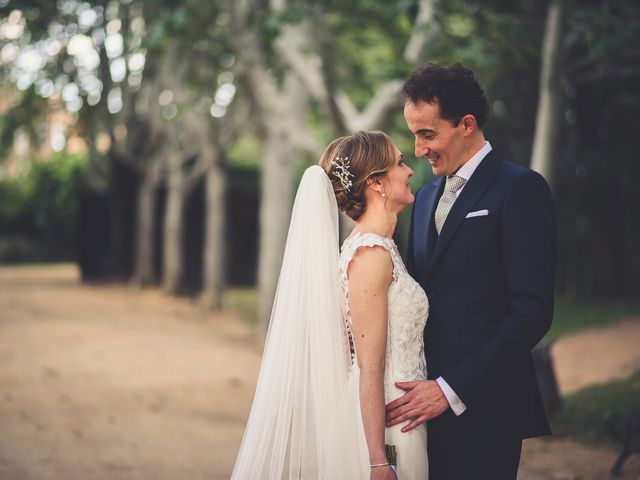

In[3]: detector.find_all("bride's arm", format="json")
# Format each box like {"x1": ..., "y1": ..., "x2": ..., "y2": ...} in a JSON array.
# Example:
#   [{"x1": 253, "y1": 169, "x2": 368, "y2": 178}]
[{"x1": 348, "y1": 246, "x2": 394, "y2": 476}]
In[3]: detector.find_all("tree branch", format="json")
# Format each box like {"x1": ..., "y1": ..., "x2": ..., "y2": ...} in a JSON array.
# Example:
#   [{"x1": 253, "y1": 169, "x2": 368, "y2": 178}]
[
  {"x1": 275, "y1": 0, "x2": 439, "y2": 133},
  {"x1": 403, "y1": 0, "x2": 440, "y2": 65}
]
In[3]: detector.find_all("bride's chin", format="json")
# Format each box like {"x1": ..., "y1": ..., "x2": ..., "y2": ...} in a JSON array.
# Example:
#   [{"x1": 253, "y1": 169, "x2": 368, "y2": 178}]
[{"x1": 399, "y1": 197, "x2": 415, "y2": 210}]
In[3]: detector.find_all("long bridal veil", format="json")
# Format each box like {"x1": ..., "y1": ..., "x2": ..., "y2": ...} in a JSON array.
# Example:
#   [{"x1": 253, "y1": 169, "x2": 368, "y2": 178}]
[{"x1": 231, "y1": 165, "x2": 368, "y2": 479}]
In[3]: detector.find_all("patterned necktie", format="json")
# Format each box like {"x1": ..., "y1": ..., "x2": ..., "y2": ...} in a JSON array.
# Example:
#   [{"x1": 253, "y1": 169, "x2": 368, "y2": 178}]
[{"x1": 434, "y1": 175, "x2": 467, "y2": 234}]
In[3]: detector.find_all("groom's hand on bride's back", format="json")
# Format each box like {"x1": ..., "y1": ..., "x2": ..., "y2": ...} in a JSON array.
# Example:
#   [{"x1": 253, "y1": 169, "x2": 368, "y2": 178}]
[{"x1": 384, "y1": 380, "x2": 449, "y2": 433}]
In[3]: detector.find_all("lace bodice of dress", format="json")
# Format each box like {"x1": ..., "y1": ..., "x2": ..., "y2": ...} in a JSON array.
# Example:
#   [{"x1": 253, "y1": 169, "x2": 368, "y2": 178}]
[{"x1": 339, "y1": 232, "x2": 429, "y2": 403}]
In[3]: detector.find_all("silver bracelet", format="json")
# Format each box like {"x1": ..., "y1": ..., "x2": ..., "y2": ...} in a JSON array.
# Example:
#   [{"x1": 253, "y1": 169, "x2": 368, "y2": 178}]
[{"x1": 370, "y1": 462, "x2": 391, "y2": 468}]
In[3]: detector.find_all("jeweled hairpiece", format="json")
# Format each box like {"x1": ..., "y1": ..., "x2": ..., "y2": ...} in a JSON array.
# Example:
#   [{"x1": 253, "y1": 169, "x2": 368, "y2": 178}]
[{"x1": 331, "y1": 156, "x2": 354, "y2": 192}]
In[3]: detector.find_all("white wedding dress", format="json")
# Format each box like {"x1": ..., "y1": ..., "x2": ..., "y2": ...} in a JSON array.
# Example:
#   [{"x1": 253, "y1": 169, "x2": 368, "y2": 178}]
[
  {"x1": 231, "y1": 166, "x2": 429, "y2": 479},
  {"x1": 340, "y1": 232, "x2": 430, "y2": 480}
]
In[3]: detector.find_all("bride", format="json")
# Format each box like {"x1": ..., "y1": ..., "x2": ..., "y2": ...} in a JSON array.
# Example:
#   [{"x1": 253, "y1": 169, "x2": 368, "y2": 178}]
[{"x1": 231, "y1": 131, "x2": 429, "y2": 479}]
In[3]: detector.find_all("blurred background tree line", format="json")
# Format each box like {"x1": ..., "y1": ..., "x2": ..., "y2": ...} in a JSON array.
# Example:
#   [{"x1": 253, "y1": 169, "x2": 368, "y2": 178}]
[{"x1": 0, "y1": 0, "x2": 638, "y2": 328}]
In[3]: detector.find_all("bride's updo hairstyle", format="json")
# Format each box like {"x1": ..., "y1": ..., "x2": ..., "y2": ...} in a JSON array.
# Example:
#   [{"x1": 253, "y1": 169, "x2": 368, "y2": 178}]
[{"x1": 319, "y1": 131, "x2": 397, "y2": 221}]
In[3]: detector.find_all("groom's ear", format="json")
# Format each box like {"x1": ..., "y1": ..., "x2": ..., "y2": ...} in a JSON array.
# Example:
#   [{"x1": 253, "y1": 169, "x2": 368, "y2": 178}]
[{"x1": 461, "y1": 114, "x2": 478, "y2": 137}]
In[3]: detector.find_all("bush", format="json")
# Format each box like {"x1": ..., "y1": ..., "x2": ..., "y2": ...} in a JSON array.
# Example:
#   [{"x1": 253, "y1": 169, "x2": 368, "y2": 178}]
[
  {"x1": 0, "y1": 175, "x2": 31, "y2": 232},
  {"x1": 552, "y1": 369, "x2": 640, "y2": 447},
  {"x1": 546, "y1": 298, "x2": 640, "y2": 339},
  {"x1": 0, "y1": 153, "x2": 88, "y2": 263}
]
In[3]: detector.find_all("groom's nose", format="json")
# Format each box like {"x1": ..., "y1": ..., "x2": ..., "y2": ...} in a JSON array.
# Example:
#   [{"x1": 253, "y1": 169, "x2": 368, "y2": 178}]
[{"x1": 415, "y1": 142, "x2": 429, "y2": 158}]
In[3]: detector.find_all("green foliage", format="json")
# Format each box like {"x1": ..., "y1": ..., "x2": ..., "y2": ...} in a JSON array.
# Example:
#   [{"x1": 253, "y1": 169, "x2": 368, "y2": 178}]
[
  {"x1": 0, "y1": 153, "x2": 88, "y2": 263},
  {"x1": 326, "y1": 3, "x2": 414, "y2": 110},
  {"x1": 546, "y1": 299, "x2": 640, "y2": 339},
  {"x1": 228, "y1": 135, "x2": 262, "y2": 169},
  {"x1": 552, "y1": 369, "x2": 640, "y2": 446},
  {"x1": 557, "y1": 1, "x2": 640, "y2": 298},
  {"x1": 264, "y1": 4, "x2": 310, "y2": 36},
  {"x1": 28, "y1": 153, "x2": 87, "y2": 239},
  {"x1": 567, "y1": 0, "x2": 640, "y2": 71},
  {"x1": 225, "y1": 287, "x2": 258, "y2": 326},
  {"x1": 0, "y1": 177, "x2": 30, "y2": 224},
  {"x1": 0, "y1": 87, "x2": 48, "y2": 160}
]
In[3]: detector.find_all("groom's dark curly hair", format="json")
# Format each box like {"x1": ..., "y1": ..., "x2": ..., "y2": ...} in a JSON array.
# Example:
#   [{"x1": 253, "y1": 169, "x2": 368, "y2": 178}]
[{"x1": 403, "y1": 63, "x2": 490, "y2": 128}]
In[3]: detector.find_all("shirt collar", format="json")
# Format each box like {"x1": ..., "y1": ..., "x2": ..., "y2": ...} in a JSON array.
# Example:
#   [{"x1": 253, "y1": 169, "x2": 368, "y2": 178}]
[{"x1": 455, "y1": 141, "x2": 492, "y2": 182}]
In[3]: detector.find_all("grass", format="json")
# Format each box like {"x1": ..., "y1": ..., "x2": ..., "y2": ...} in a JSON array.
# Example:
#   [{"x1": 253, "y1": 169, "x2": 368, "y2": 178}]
[
  {"x1": 225, "y1": 287, "x2": 258, "y2": 325},
  {"x1": 547, "y1": 299, "x2": 640, "y2": 448},
  {"x1": 545, "y1": 297, "x2": 639, "y2": 340},
  {"x1": 551, "y1": 369, "x2": 640, "y2": 447}
]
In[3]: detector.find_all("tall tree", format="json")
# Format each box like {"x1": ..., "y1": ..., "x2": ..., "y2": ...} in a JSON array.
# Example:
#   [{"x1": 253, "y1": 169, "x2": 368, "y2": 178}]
[
  {"x1": 228, "y1": 0, "x2": 321, "y2": 328},
  {"x1": 128, "y1": 65, "x2": 169, "y2": 286},
  {"x1": 228, "y1": 0, "x2": 439, "y2": 328},
  {"x1": 530, "y1": 1, "x2": 565, "y2": 189},
  {"x1": 151, "y1": 2, "x2": 242, "y2": 300}
]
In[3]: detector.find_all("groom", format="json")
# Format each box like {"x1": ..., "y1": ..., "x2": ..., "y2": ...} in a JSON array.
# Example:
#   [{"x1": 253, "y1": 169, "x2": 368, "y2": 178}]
[{"x1": 386, "y1": 64, "x2": 556, "y2": 479}]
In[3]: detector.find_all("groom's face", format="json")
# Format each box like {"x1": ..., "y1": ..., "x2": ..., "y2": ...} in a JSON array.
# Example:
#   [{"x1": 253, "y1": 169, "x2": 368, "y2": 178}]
[{"x1": 404, "y1": 100, "x2": 467, "y2": 177}]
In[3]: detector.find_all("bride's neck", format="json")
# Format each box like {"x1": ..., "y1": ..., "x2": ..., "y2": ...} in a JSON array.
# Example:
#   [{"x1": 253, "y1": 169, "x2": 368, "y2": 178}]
[{"x1": 354, "y1": 206, "x2": 397, "y2": 239}]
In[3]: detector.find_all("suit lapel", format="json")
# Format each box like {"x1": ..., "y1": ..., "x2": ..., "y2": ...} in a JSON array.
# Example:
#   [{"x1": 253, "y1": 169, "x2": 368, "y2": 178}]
[
  {"x1": 414, "y1": 177, "x2": 444, "y2": 283},
  {"x1": 426, "y1": 151, "x2": 503, "y2": 279}
]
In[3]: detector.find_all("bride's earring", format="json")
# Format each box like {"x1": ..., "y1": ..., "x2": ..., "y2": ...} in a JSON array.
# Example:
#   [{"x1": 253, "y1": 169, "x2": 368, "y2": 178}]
[{"x1": 380, "y1": 188, "x2": 386, "y2": 198}]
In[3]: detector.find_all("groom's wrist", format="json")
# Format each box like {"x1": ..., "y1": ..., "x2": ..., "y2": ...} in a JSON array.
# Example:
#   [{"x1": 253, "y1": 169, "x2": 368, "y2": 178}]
[{"x1": 435, "y1": 376, "x2": 467, "y2": 416}]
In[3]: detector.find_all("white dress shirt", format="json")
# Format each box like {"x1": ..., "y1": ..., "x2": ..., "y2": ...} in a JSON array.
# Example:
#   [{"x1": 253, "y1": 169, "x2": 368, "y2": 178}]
[
  {"x1": 455, "y1": 141, "x2": 492, "y2": 197},
  {"x1": 435, "y1": 141, "x2": 492, "y2": 416}
]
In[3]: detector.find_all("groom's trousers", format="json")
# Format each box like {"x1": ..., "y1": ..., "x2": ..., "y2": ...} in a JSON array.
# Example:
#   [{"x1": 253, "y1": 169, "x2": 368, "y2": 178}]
[{"x1": 427, "y1": 434, "x2": 522, "y2": 480}]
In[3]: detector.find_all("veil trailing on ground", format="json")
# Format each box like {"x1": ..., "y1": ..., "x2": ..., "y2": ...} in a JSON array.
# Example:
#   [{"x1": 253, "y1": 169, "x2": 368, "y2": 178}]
[{"x1": 231, "y1": 165, "x2": 367, "y2": 479}]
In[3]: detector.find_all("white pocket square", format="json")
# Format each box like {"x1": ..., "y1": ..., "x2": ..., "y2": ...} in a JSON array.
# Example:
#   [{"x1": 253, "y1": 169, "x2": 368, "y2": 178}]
[{"x1": 465, "y1": 209, "x2": 489, "y2": 218}]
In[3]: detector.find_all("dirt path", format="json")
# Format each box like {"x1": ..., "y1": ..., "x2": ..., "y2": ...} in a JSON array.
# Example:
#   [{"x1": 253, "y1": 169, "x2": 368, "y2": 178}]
[
  {"x1": 0, "y1": 264, "x2": 263, "y2": 480},
  {"x1": 0, "y1": 264, "x2": 638, "y2": 480},
  {"x1": 552, "y1": 319, "x2": 640, "y2": 395},
  {"x1": 519, "y1": 320, "x2": 640, "y2": 480}
]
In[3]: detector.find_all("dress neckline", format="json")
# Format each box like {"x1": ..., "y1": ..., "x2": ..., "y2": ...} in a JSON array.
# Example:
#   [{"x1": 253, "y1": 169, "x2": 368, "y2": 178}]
[
  {"x1": 343, "y1": 231, "x2": 400, "y2": 258},
  {"x1": 346, "y1": 231, "x2": 395, "y2": 244}
]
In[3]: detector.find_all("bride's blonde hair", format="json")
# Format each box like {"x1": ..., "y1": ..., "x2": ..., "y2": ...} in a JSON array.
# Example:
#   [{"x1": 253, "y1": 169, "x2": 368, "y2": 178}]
[{"x1": 319, "y1": 131, "x2": 397, "y2": 221}]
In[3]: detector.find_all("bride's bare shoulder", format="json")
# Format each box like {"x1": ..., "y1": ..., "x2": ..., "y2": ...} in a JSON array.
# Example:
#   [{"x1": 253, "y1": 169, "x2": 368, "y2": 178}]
[{"x1": 347, "y1": 244, "x2": 393, "y2": 288}]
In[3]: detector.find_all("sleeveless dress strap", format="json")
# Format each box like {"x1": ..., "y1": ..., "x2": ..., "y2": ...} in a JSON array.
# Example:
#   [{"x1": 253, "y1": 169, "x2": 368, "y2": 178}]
[{"x1": 339, "y1": 232, "x2": 399, "y2": 283}]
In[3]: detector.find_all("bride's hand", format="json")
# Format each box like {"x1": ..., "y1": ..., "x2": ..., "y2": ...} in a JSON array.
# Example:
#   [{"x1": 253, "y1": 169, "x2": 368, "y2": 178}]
[{"x1": 370, "y1": 465, "x2": 397, "y2": 480}]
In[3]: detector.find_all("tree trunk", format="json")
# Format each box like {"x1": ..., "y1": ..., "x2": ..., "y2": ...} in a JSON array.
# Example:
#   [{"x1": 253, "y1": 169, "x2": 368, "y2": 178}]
[
  {"x1": 108, "y1": 155, "x2": 134, "y2": 280},
  {"x1": 229, "y1": 1, "x2": 311, "y2": 329},
  {"x1": 530, "y1": 2, "x2": 564, "y2": 191},
  {"x1": 162, "y1": 151, "x2": 187, "y2": 294},
  {"x1": 256, "y1": 119, "x2": 298, "y2": 327},
  {"x1": 201, "y1": 146, "x2": 228, "y2": 310},
  {"x1": 131, "y1": 162, "x2": 162, "y2": 286}
]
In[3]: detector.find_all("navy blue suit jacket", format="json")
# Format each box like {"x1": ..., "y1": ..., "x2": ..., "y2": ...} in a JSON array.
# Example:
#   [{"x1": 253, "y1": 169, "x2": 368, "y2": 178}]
[{"x1": 406, "y1": 150, "x2": 555, "y2": 439}]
